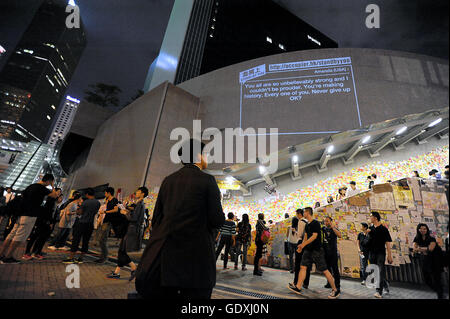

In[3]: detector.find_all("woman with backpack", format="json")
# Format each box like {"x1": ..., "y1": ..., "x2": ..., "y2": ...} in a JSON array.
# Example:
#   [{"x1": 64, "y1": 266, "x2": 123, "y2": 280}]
[
  {"x1": 413, "y1": 223, "x2": 445, "y2": 299},
  {"x1": 254, "y1": 213, "x2": 269, "y2": 276},
  {"x1": 234, "y1": 214, "x2": 252, "y2": 271}
]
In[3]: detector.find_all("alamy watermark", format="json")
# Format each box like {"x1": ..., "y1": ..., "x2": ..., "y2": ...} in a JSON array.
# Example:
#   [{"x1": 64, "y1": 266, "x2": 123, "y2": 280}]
[
  {"x1": 170, "y1": 120, "x2": 279, "y2": 174},
  {"x1": 65, "y1": 264, "x2": 80, "y2": 288},
  {"x1": 66, "y1": 3, "x2": 81, "y2": 29},
  {"x1": 366, "y1": 4, "x2": 380, "y2": 29}
]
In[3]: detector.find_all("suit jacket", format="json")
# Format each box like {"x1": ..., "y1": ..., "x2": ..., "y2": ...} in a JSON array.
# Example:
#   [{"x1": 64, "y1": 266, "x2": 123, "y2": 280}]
[{"x1": 136, "y1": 164, "x2": 225, "y2": 294}]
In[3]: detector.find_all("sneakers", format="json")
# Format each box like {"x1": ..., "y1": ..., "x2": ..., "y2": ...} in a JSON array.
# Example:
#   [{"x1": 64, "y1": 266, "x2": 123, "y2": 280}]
[
  {"x1": 328, "y1": 289, "x2": 341, "y2": 299},
  {"x1": 106, "y1": 272, "x2": 120, "y2": 279},
  {"x1": 287, "y1": 284, "x2": 303, "y2": 295},
  {"x1": 22, "y1": 254, "x2": 33, "y2": 261},
  {"x1": 129, "y1": 270, "x2": 136, "y2": 282},
  {"x1": 253, "y1": 271, "x2": 262, "y2": 276},
  {"x1": 47, "y1": 246, "x2": 57, "y2": 251},
  {"x1": 33, "y1": 254, "x2": 44, "y2": 260},
  {"x1": 361, "y1": 280, "x2": 366, "y2": 285},
  {"x1": 62, "y1": 258, "x2": 77, "y2": 264},
  {"x1": 76, "y1": 257, "x2": 84, "y2": 264},
  {"x1": 2, "y1": 257, "x2": 20, "y2": 264},
  {"x1": 374, "y1": 292, "x2": 382, "y2": 298},
  {"x1": 61, "y1": 246, "x2": 71, "y2": 251},
  {"x1": 242, "y1": 266, "x2": 247, "y2": 271}
]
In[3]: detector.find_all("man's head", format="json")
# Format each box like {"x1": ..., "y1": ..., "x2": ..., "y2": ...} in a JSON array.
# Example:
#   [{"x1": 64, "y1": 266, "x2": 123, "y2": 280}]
[
  {"x1": 327, "y1": 196, "x2": 334, "y2": 203},
  {"x1": 6, "y1": 187, "x2": 12, "y2": 193},
  {"x1": 57, "y1": 195, "x2": 63, "y2": 204},
  {"x1": 429, "y1": 170, "x2": 436, "y2": 177},
  {"x1": 367, "y1": 175, "x2": 372, "y2": 181},
  {"x1": 350, "y1": 181, "x2": 356, "y2": 189},
  {"x1": 136, "y1": 186, "x2": 149, "y2": 199},
  {"x1": 178, "y1": 138, "x2": 207, "y2": 169},
  {"x1": 303, "y1": 207, "x2": 313, "y2": 220},
  {"x1": 370, "y1": 211, "x2": 381, "y2": 224},
  {"x1": 324, "y1": 216, "x2": 332, "y2": 227},
  {"x1": 105, "y1": 187, "x2": 114, "y2": 199},
  {"x1": 41, "y1": 173, "x2": 55, "y2": 186},
  {"x1": 55, "y1": 188, "x2": 62, "y2": 197},
  {"x1": 284, "y1": 213, "x2": 290, "y2": 219},
  {"x1": 296, "y1": 208, "x2": 303, "y2": 218},
  {"x1": 258, "y1": 213, "x2": 264, "y2": 220},
  {"x1": 361, "y1": 222, "x2": 368, "y2": 231},
  {"x1": 314, "y1": 201, "x2": 321, "y2": 208},
  {"x1": 72, "y1": 193, "x2": 82, "y2": 202},
  {"x1": 227, "y1": 212, "x2": 234, "y2": 220},
  {"x1": 86, "y1": 188, "x2": 95, "y2": 199},
  {"x1": 371, "y1": 173, "x2": 377, "y2": 179}
]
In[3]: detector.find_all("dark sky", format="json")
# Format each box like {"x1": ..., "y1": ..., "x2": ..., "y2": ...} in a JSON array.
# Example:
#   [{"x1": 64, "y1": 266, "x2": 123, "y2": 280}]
[{"x1": 0, "y1": 0, "x2": 448, "y2": 109}]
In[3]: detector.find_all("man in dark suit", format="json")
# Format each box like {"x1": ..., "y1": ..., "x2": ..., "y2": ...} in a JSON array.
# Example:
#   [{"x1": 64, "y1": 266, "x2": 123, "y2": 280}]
[{"x1": 135, "y1": 139, "x2": 225, "y2": 299}]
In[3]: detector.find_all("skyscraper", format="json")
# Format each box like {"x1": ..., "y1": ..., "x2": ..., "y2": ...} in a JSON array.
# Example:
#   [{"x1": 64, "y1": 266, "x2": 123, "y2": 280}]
[
  {"x1": 48, "y1": 95, "x2": 79, "y2": 147},
  {"x1": 144, "y1": 0, "x2": 337, "y2": 91},
  {"x1": 0, "y1": 0, "x2": 86, "y2": 143}
]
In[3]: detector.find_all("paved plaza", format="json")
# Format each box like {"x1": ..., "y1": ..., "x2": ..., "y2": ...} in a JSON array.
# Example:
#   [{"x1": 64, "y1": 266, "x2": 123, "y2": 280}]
[{"x1": 0, "y1": 240, "x2": 444, "y2": 300}]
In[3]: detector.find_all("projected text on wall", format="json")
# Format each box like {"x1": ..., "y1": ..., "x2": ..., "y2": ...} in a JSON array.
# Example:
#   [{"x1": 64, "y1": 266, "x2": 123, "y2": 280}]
[{"x1": 239, "y1": 57, "x2": 361, "y2": 135}]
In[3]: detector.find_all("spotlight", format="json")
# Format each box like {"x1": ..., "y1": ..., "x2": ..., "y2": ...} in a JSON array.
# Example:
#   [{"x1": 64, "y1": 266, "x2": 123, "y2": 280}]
[
  {"x1": 395, "y1": 126, "x2": 407, "y2": 135},
  {"x1": 362, "y1": 136, "x2": 371, "y2": 144},
  {"x1": 292, "y1": 155, "x2": 299, "y2": 163},
  {"x1": 428, "y1": 118, "x2": 442, "y2": 127},
  {"x1": 327, "y1": 145, "x2": 334, "y2": 153},
  {"x1": 259, "y1": 165, "x2": 266, "y2": 175}
]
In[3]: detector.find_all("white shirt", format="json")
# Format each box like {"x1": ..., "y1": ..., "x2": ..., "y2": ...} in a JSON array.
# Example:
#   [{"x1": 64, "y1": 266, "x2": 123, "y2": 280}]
[
  {"x1": 5, "y1": 192, "x2": 14, "y2": 204},
  {"x1": 346, "y1": 187, "x2": 360, "y2": 197}
]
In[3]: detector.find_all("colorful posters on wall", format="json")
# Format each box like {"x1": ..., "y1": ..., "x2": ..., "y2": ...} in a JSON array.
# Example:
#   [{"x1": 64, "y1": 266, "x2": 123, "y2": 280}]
[
  {"x1": 369, "y1": 192, "x2": 396, "y2": 211},
  {"x1": 422, "y1": 191, "x2": 449, "y2": 211}
]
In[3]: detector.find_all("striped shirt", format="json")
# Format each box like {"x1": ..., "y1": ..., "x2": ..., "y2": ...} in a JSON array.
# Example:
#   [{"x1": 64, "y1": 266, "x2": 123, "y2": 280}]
[{"x1": 219, "y1": 220, "x2": 236, "y2": 237}]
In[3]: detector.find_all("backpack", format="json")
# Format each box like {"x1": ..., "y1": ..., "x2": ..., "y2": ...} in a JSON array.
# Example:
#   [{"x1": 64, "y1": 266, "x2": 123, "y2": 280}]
[{"x1": 260, "y1": 229, "x2": 271, "y2": 244}]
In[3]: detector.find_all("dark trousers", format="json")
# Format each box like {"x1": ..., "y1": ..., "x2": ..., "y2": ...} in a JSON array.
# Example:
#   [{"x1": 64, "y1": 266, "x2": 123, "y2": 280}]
[
  {"x1": 369, "y1": 252, "x2": 388, "y2": 295},
  {"x1": 51, "y1": 227, "x2": 71, "y2": 248},
  {"x1": 325, "y1": 250, "x2": 341, "y2": 289},
  {"x1": 25, "y1": 222, "x2": 52, "y2": 255},
  {"x1": 360, "y1": 252, "x2": 369, "y2": 280},
  {"x1": 294, "y1": 245, "x2": 311, "y2": 287},
  {"x1": 215, "y1": 235, "x2": 233, "y2": 268},
  {"x1": 253, "y1": 241, "x2": 264, "y2": 273},
  {"x1": 234, "y1": 241, "x2": 249, "y2": 267},
  {"x1": 288, "y1": 242, "x2": 297, "y2": 272},
  {"x1": 70, "y1": 222, "x2": 94, "y2": 253},
  {"x1": 421, "y1": 256, "x2": 444, "y2": 299},
  {"x1": 118, "y1": 237, "x2": 132, "y2": 267}
]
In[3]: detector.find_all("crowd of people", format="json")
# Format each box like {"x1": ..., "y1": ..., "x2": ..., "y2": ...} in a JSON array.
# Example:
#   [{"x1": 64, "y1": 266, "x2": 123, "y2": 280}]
[
  {"x1": 0, "y1": 139, "x2": 448, "y2": 300},
  {"x1": 0, "y1": 174, "x2": 150, "y2": 282}
]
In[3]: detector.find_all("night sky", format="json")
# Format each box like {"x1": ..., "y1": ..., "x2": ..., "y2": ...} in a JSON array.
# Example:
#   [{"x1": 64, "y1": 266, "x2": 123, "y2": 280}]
[{"x1": 0, "y1": 0, "x2": 448, "y2": 109}]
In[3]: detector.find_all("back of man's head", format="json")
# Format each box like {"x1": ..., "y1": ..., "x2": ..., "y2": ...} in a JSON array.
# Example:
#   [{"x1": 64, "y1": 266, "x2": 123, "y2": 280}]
[
  {"x1": 86, "y1": 188, "x2": 95, "y2": 197},
  {"x1": 178, "y1": 138, "x2": 206, "y2": 165},
  {"x1": 42, "y1": 173, "x2": 55, "y2": 183},
  {"x1": 105, "y1": 187, "x2": 115, "y2": 196}
]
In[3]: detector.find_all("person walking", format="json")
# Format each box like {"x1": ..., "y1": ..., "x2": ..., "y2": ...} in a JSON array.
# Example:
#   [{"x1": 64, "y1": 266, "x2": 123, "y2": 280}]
[
  {"x1": 0, "y1": 174, "x2": 58, "y2": 264},
  {"x1": 95, "y1": 187, "x2": 119, "y2": 263},
  {"x1": 234, "y1": 213, "x2": 251, "y2": 271},
  {"x1": 253, "y1": 213, "x2": 269, "y2": 276},
  {"x1": 23, "y1": 190, "x2": 62, "y2": 260},
  {"x1": 135, "y1": 139, "x2": 225, "y2": 299},
  {"x1": 357, "y1": 222, "x2": 370, "y2": 285},
  {"x1": 322, "y1": 216, "x2": 342, "y2": 291},
  {"x1": 288, "y1": 207, "x2": 340, "y2": 299},
  {"x1": 413, "y1": 223, "x2": 445, "y2": 299},
  {"x1": 106, "y1": 187, "x2": 148, "y2": 280},
  {"x1": 215, "y1": 212, "x2": 237, "y2": 270},
  {"x1": 63, "y1": 188, "x2": 100, "y2": 264},
  {"x1": 288, "y1": 209, "x2": 311, "y2": 290},
  {"x1": 367, "y1": 211, "x2": 393, "y2": 298}
]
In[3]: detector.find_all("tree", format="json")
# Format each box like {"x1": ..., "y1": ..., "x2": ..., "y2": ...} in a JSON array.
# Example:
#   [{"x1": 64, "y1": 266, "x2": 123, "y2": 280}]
[
  {"x1": 125, "y1": 89, "x2": 144, "y2": 106},
  {"x1": 84, "y1": 83, "x2": 122, "y2": 108}
]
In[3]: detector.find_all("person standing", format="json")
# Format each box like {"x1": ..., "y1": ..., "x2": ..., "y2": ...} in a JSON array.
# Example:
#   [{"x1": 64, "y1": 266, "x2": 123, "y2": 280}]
[
  {"x1": 23, "y1": 190, "x2": 62, "y2": 260},
  {"x1": 367, "y1": 176, "x2": 374, "y2": 190},
  {"x1": 288, "y1": 209, "x2": 311, "y2": 290},
  {"x1": 357, "y1": 223, "x2": 370, "y2": 285},
  {"x1": 63, "y1": 188, "x2": 100, "y2": 263},
  {"x1": 0, "y1": 174, "x2": 58, "y2": 264},
  {"x1": 215, "y1": 212, "x2": 237, "y2": 270},
  {"x1": 288, "y1": 207, "x2": 340, "y2": 299},
  {"x1": 253, "y1": 213, "x2": 269, "y2": 276},
  {"x1": 135, "y1": 139, "x2": 225, "y2": 299},
  {"x1": 346, "y1": 181, "x2": 360, "y2": 197},
  {"x1": 286, "y1": 217, "x2": 299, "y2": 273},
  {"x1": 322, "y1": 216, "x2": 342, "y2": 291},
  {"x1": 48, "y1": 193, "x2": 81, "y2": 250},
  {"x1": 367, "y1": 211, "x2": 393, "y2": 298},
  {"x1": 95, "y1": 187, "x2": 119, "y2": 263},
  {"x1": 107, "y1": 187, "x2": 148, "y2": 280},
  {"x1": 234, "y1": 213, "x2": 251, "y2": 271},
  {"x1": 413, "y1": 223, "x2": 445, "y2": 299}
]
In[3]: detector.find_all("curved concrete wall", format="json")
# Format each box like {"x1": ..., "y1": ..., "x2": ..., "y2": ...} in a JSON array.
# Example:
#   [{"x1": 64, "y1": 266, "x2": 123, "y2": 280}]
[{"x1": 179, "y1": 48, "x2": 448, "y2": 150}]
